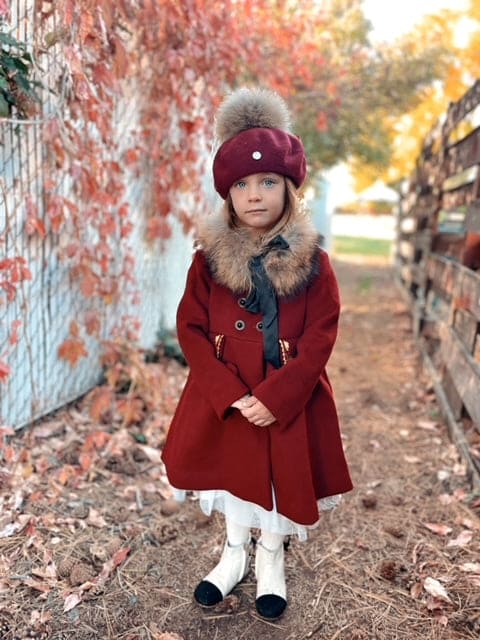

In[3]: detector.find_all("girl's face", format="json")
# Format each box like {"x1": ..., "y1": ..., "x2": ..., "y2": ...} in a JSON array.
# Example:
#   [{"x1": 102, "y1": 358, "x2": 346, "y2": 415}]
[{"x1": 229, "y1": 172, "x2": 286, "y2": 236}]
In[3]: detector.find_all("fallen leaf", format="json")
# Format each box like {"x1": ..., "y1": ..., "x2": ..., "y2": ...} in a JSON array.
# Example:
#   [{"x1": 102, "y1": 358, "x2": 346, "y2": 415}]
[
  {"x1": 410, "y1": 582, "x2": 423, "y2": 599},
  {"x1": 31, "y1": 564, "x2": 57, "y2": 580},
  {"x1": 87, "y1": 508, "x2": 108, "y2": 528},
  {"x1": 63, "y1": 592, "x2": 82, "y2": 612},
  {"x1": 446, "y1": 530, "x2": 473, "y2": 548},
  {"x1": 111, "y1": 547, "x2": 130, "y2": 567},
  {"x1": 33, "y1": 420, "x2": 65, "y2": 438},
  {"x1": 455, "y1": 516, "x2": 478, "y2": 530},
  {"x1": 417, "y1": 419, "x2": 438, "y2": 430},
  {"x1": 89, "y1": 387, "x2": 115, "y2": 421},
  {"x1": 453, "y1": 488, "x2": 466, "y2": 501},
  {"x1": 423, "y1": 577, "x2": 452, "y2": 603},
  {"x1": 404, "y1": 455, "x2": 422, "y2": 464},
  {"x1": 423, "y1": 523, "x2": 453, "y2": 536},
  {"x1": 435, "y1": 614, "x2": 449, "y2": 626},
  {"x1": 29, "y1": 609, "x2": 53, "y2": 625},
  {"x1": 22, "y1": 578, "x2": 51, "y2": 594},
  {"x1": 83, "y1": 430, "x2": 111, "y2": 453},
  {"x1": 467, "y1": 575, "x2": 480, "y2": 587},
  {"x1": 459, "y1": 562, "x2": 480, "y2": 572},
  {"x1": 136, "y1": 444, "x2": 162, "y2": 464},
  {"x1": 117, "y1": 397, "x2": 144, "y2": 425}
]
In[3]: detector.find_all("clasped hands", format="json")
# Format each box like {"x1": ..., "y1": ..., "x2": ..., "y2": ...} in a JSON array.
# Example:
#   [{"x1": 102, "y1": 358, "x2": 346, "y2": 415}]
[{"x1": 231, "y1": 395, "x2": 276, "y2": 427}]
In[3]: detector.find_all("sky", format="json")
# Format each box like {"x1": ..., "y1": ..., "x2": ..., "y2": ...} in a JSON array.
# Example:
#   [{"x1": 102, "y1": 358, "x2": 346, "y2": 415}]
[
  {"x1": 362, "y1": 0, "x2": 470, "y2": 42},
  {"x1": 326, "y1": 0, "x2": 472, "y2": 206}
]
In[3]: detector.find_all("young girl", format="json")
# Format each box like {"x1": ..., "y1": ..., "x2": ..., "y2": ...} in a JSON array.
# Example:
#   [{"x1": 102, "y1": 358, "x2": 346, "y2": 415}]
[{"x1": 161, "y1": 87, "x2": 353, "y2": 619}]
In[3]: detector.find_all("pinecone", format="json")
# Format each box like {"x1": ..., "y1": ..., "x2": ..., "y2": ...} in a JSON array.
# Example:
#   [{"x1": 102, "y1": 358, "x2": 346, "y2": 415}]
[
  {"x1": 57, "y1": 556, "x2": 76, "y2": 578},
  {"x1": 69, "y1": 562, "x2": 95, "y2": 586},
  {"x1": 160, "y1": 498, "x2": 180, "y2": 517},
  {"x1": 379, "y1": 560, "x2": 399, "y2": 581},
  {"x1": 153, "y1": 523, "x2": 178, "y2": 545}
]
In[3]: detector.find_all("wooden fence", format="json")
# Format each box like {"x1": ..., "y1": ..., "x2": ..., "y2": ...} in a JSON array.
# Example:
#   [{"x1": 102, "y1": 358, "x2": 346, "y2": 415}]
[{"x1": 395, "y1": 79, "x2": 480, "y2": 487}]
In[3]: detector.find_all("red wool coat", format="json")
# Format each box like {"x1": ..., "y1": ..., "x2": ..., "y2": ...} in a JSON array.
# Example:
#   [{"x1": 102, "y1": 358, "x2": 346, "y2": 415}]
[{"x1": 161, "y1": 213, "x2": 353, "y2": 526}]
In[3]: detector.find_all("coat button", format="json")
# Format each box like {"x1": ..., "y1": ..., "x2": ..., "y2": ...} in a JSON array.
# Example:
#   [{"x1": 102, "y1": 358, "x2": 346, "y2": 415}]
[
  {"x1": 256, "y1": 321, "x2": 263, "y2": 331},
  {"x1": 238, "y1": 297, "x2": 246, "y2": 307},
  {"x1": 235, "y1": 320, "x2": 246, "y2": 331}
]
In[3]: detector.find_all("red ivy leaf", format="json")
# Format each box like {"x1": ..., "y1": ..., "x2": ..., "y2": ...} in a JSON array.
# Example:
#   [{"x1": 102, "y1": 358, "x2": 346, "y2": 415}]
[
  {"x1": 0, "y1": 360, "x2": 11, "y2": 383},
  {"x1": 92, "y1": 63, "x2": 116, "y2": 89},
  {"x1": 146, "y1": 216, "x2": 172, "y2": 241},
  {"x1": 84, "y1": 311, "x2": 101, "y2": 336},
  {"x1": 25, "y1": 215, "x2": 47, "y2": 238},
  {"x1": 123, "y1": 149, "x2": 140, "y2": 166},
  {"x1": 9, "y1": 320, "x2": 22, "y2": 346},
  {"x1": 58, "y1": 337, "x2": 88, "y2": 366}
]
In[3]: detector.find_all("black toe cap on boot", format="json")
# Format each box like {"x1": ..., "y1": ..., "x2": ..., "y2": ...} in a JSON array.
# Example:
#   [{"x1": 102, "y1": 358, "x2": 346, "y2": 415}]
[
  {"x1": 255, "y1": 594, "x2": 287, "y2": 619},
  {"x1": 194, "y1": 580, "x2": 223, "y2": 607}
]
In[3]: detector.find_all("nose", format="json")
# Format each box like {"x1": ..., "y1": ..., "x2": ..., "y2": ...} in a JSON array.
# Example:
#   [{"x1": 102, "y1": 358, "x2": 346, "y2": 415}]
[{"x1": 247, "y1": 184, "x2": 261, "y2": 201}]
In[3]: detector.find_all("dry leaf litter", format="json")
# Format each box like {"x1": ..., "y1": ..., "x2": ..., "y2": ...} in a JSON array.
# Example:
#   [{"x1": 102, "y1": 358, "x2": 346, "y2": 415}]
[{"x1": 0, "y1": 256, "x2": 479, "y2": 640}]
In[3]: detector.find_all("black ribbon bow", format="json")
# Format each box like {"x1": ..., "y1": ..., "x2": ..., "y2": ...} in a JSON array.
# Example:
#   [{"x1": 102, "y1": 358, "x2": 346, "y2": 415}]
[{"x1": 243, "y1": 235, "x2": 290, "y2": 368}]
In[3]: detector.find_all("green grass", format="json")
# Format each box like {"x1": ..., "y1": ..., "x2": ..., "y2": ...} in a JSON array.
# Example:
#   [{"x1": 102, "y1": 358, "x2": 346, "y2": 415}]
[{"x1": 333, "y1": 235, "x2": 392, "y2": 257}]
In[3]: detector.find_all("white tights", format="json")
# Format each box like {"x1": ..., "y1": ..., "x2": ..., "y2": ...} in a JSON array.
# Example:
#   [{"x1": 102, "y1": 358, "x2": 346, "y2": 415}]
[{"x1": 226, "y1": 517, "x2": 284, "y2": 550}]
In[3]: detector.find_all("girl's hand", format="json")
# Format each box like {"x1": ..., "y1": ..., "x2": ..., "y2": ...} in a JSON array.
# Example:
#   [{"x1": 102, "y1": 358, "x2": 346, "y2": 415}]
[
  {"x1": 238, "y1": 396, "x2": 276, "y2": 427},
  {"x1": 231, "y1": 394, "x2": 251, "y2": 410}
]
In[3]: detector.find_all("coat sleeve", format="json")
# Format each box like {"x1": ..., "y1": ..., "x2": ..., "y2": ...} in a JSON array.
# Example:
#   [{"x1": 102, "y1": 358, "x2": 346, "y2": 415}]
[
  {"x1": 252, "y1": 250, "x2": 340, "y2": 428},
  {"x1": 176, "y1": 251, "x2": 250, "y2": 420}
]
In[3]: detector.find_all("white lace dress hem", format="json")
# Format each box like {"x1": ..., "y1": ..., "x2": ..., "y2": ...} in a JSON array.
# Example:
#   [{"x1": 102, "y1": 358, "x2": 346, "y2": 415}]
[{"x1": 170, "y1": 486, "x2": 341, "y2": 541}]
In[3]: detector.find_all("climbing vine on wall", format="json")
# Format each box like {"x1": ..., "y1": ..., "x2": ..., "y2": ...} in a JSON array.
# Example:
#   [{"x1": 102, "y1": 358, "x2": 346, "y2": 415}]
[
  {"x1": 1, "y1": 0, "x2": 335, "y2": 380},
  {"x1": 4, "y1": 0, "x2": 384, "y2": 382}
]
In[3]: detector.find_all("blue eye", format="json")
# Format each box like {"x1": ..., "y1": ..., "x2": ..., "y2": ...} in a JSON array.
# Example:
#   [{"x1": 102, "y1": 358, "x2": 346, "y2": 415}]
[
  {"x1": 234, "y1": 180, "x2": 246, "y2": 189},
  {"x1": 263, "y1": 178, "x2": 277, "y2": 187}
]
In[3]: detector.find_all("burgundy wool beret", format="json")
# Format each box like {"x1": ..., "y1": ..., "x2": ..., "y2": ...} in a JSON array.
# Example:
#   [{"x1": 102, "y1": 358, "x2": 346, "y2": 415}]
[{"x1": 213, "y1": 127, "x2": 307, "y2": 200}]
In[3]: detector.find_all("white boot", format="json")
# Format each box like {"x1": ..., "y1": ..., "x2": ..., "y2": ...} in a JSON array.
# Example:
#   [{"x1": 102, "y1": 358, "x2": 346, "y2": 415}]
[
  {"x1": 255, "y1": 538, "x2": 287, "y2": 619},
  {"x1": 194, "y1": 539, "x2": 251, "y2": 606}
]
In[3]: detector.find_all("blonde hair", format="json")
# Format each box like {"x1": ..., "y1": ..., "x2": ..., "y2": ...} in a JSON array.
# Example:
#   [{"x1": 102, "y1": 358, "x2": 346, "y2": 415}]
[{"x1": 224, "y1": 177, "x2": 307, "y2": 244}]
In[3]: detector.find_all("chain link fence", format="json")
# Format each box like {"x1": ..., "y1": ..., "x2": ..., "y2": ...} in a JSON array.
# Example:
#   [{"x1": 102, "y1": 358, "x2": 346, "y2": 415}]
[{"x1": 1, "y1": 1, "x2": 193, "y2": 428}]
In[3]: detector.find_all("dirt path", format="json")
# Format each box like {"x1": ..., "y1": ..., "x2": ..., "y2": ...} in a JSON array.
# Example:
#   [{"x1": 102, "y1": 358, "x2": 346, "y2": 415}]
[{"x1": 1, "y1": 256, "x2": 479, "y2": 640}]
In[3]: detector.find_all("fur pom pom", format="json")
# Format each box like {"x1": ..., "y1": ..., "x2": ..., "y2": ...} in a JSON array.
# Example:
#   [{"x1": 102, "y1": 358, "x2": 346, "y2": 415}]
[{"x1": 215, "y1": 87, "x2": 292, "y2": 144}]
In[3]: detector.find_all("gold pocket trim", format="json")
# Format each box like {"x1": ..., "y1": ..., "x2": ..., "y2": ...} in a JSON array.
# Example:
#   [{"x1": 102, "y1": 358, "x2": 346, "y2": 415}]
[
  {"x1": 279, "y1": 339, "x2": 290, "y2": 366},
  {"x1": 214, "y1": 334, "x2": 225, "y2": 359}
]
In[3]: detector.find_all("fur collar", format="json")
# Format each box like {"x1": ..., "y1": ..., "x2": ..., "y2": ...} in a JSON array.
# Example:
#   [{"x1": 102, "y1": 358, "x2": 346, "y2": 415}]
[{"x1": 197, "y1": 212, "x2": 320, "y2": 298}]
